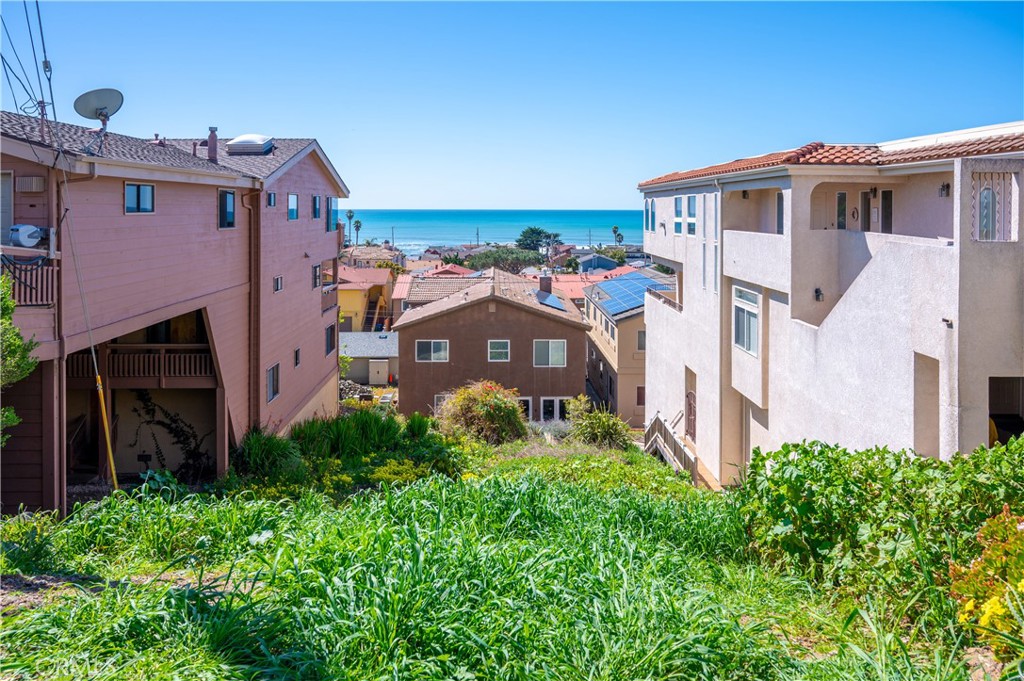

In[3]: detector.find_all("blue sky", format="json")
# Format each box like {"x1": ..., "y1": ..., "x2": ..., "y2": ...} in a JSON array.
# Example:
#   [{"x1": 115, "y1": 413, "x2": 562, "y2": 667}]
[{"x1": 2, "y1": 2, "x2": 1021, "y2": 209}]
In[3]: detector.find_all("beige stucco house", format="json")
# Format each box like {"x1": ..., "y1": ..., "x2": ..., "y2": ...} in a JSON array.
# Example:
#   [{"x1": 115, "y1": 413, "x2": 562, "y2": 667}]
[
  {"x1": 583, "y1": 270, "x2": 672, "y2": 427},
  {"x1": 639, "y1": 122, "x2": 1024, "y2": 487}
]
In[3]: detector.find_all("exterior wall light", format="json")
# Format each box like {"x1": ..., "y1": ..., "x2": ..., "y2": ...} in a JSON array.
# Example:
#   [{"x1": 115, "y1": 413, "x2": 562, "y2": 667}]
[
  {"x1": 814, "y1": 287, "x2": 824, "y2": 302},
  {"x1": 939, "y1": 183, "x2": 951, "y2": 197},
  {"x1": 741, "y1": 190, "x2": 749, "y2": 199},
  {"x1": 869, "y1": 187, "x2": 878, "y2": 199}
]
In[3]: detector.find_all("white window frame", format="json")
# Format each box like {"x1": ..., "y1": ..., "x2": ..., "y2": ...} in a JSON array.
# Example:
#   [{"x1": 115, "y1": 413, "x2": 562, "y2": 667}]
[
  {"x1": 674, "y1": 196, "x2": 683, "y2": 235},
  {"x1": 416, "y1": 339, "x2": 449, "y2": 363},
  {"x1": 267, "y1": 363, "x2": 280, "y2": 403},
  {"x1": 733, "y1": 286, "x2": 760, "y2": 357},
  {"x1": 686, "y1": 195, "x2": 697, "y2": 236},
  {"x1": 637, "y1": 329, "x2": 646, "y2": 352},
  {"x1": 533, "y1": 339, "x2": 567, "y2": 368},
  {"x1": 488, "y1": 339, "x2": 510, "y2": 362},
  {"x1": 287, "y1": 193, "x2": 299, "y2": 221},
  {"x1": 433, "y1": 393, "x2": 450, "y2": 412},
  {"x1": 540, "y1": 396, "x2": 572, "y2": 421},
  {"x1": 273, "y1": 275, "x2": 283, "y2": 293}
]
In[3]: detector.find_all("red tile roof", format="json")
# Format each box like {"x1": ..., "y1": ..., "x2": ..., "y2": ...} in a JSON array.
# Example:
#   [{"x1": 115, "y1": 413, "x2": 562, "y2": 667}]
[
  {"x1": 336, "y1": 265, "x2": 392, "y2": 286},
  {"x1": 525, "y1": 266, "x2": 636, "y2": 301},
  {"x1": 639, "y1": 132, "x2": 1024, "y2": 188},
  {"x1": 423, "y1": 263, "x2": 475, "y2": 277}
]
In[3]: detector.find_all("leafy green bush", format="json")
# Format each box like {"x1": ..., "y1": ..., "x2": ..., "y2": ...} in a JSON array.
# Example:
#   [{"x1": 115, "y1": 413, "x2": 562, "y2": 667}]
[
  {"x1": 435, "y1": 380, "x2": 528, "y2": 445},
  {"x1": 950, "y1": 506, "x2": 1024, "y2": 660},
  {"x1": 368, "y1": 458, "x2": 433, "y2": 485},
  {"x1": 232, "y1": 427, "x2": 302, "y2": 479},
  {"x1": 565, "y1": 394, "x2": 632, "y2": 449},
  {"x1": 738, "y1": 438, "x2": 1024, "y2": 618},
  {"x1": 405, "y1": 412, "x2": 431, "y2": 440}
]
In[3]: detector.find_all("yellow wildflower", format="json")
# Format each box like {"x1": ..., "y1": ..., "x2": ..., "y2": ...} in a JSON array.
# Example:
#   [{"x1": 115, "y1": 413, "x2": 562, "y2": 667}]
[{"x1": 978, "y1": 595, "x2": 1007, "y2": 628}]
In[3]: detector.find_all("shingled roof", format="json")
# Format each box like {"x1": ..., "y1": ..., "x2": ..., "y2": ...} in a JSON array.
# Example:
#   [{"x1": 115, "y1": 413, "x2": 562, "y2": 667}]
[
  {"x1": 392, "y1": 268, "x2": 589, "y2": 330},
  {"x1": 639, "y1": 127, "x2": 1024, "y2": 189},
  {"x1": 164, "y1": 136, "x2": 316, "y2": 180},
  {"x1": 1, "y1": 110, "x2": 241, "y2": 177}
]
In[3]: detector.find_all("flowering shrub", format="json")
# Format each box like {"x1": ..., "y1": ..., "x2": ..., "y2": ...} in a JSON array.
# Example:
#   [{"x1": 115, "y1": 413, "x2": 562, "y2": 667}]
[
  {"x1": 950, "y1": 506, "x2": 1024, "y2": 660},
  {"x1": 435, "y1": 380, "x2": 528, "y2": 445}
]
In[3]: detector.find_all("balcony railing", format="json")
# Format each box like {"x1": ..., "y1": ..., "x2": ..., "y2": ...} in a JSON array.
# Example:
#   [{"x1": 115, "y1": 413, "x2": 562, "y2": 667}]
[
  {"x1": 68, "y1": 344, "x2": 215, "y2": 387},
  {"x1": 322, "y1": 285, "x2": 338, "y2": 314},
  {"x1": 647, "y1": 288, "x2": 682, "y2": 313},
  {"x1": 644, "y1": 411, "x2": 697, "y2": 484},
  {"x1": 1, "y1": 254, "x2": 57, "y2": 307}
]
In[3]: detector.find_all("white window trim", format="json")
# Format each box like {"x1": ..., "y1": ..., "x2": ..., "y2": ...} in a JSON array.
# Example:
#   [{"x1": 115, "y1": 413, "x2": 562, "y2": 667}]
[
  {"x1": 488, "y1": 339, "x2": 510, "y2": 362},
  {"x1": 674, "y1": 196, "x2": 684, "y2": 235},
  {"x1": 686, "y1": 195, "x2": 697, "y2": 236},
  {"x1": 733, "y1": 285, "x2": 760, "y2": 357},
  {"x1": 433, "y1": 393, "x2": 450, "y2": 412},
  {"x1": 637, "y1": 329, "x2": 646, "y2": 352},
  {"x1": 273, "y1": 275, "x2": 283, "y2": 293},
  {"x1": 533, "y1": 339, "x2": 567, "y2": 368},
  {"x1": 287, "y1": 193, "x2": 299, "y2": 221},
  {"x1": 416, "y1": 339, "x2": 450, "y2": 363},
  {"x1": 540, "y1": 396, "x2": 572, "y2": 421}
]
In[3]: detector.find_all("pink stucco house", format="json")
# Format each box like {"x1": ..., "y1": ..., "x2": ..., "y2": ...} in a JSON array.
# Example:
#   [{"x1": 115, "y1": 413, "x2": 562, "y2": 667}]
[{"x1": 1, "y1": 113, "x2": 349, "y2": 512}]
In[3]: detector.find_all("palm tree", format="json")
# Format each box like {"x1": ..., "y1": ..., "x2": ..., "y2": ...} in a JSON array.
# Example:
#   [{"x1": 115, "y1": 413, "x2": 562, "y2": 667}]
[
  {"x1": 611, "y1": 225, "x2": 619, "y2": 241},
  {"x1": 353, "y1": 220, "x2": 362, "y2": 246},
  {"x1": 345, "y1": 210, "x2": 354, "y2": 246}
]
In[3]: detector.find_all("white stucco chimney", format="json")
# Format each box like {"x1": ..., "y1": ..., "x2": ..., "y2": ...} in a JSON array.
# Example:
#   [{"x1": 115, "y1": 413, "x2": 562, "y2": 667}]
[{"x1": 207, "y1": 127, "x2": 218, "y2": 163}]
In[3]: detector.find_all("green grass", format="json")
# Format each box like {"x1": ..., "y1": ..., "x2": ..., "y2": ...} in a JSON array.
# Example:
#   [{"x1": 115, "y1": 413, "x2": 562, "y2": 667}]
[{"x1": 0, "y1": 445, "x2": 974, "y2": 680}]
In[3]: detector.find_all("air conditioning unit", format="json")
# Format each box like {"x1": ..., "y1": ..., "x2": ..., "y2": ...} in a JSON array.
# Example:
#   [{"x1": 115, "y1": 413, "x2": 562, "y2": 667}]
[
  {"x1": 9, "y1": 224, "x2": 45, "y2": 248},
  {"x1": 15, "y1": 176, "x2": 45, "y2": 193}
]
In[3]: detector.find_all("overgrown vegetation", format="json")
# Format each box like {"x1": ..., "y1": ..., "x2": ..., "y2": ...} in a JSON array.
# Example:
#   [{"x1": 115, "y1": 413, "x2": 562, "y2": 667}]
[
  {"x1": 0, "y1": 273, "x2": 38, "y2": 445},
  {"x1": 4, "y1": 425, "x2": 1024, "y2": 678}
]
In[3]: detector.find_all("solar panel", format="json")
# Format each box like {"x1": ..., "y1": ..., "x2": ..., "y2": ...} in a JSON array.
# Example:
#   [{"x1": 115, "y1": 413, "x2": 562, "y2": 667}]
[
  {"x1": 596, "y1": 271, "x2": 671, "y2": 316},
  {"x1": 535, "y1": 289, "x2": 566, "y2": 311}
]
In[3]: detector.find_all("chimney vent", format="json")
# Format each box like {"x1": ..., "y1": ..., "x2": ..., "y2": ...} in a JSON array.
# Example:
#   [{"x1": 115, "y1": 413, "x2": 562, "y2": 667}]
[
  {"x1": 192, "y1": 141, "x2": 198, "y2": 157},
  {"x1": 207, "y1": 126, "x2": 218, "y2": 163},
  {"x1": 539, "y1": 275, "x2": 552, "y2": 294}
]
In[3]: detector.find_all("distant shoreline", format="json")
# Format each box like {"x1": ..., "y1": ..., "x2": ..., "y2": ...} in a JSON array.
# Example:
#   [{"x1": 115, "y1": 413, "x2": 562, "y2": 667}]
[{"x1": 342, "y1": 208, "x2": 643, "y2": 257}]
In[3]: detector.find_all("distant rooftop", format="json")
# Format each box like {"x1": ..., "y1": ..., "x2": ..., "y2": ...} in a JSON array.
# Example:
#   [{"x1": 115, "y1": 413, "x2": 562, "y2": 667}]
[
  {"x1": 338, "y1": 332, "x2": 399, "y2": 358},
  {"x1": 393, "y1": 268, "x2": 589, "y2": 330},
  {"x1": 585, "y1": 270, "x2": 674, "y2": 320}
]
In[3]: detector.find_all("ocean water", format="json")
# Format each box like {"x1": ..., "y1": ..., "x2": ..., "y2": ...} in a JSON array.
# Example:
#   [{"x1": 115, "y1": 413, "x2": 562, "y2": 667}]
[{"x1": 342, "y1": 209, "x2": 642, "y2": 257}]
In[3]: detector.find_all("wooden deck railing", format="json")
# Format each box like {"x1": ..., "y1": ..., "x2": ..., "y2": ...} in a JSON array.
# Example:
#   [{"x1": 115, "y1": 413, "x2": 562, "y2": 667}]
[
  {"x1": 1, "y1": 257, "x2": 57, "y2": 307},
  {"x1": 647, "y1": 288, "x2": 682, "y2": 313},
  {"x1": 645, "y1": 411, "x2": 698, "y2": 484},
  {"x1": 321, "y1": 285, "x2": 338, "y2": 313},
  {"x1": 67, "y1": 345, "x2": 214, "y2": 380}
]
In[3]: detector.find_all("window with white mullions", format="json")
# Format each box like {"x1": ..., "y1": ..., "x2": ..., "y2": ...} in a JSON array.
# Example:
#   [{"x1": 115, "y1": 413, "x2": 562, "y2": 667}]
[
  {"x1": 733, "y1": 286, "x2": 759, "y2": 356},
  {"x1": 534, "y1": 339, "x2": 566, "y2": 367},
  {"x1": 488, "y1": 339, "x2": 510, "y2": 362},
  {"x1": 416, "y1": 339, "x2": 449, "y2": 362}
]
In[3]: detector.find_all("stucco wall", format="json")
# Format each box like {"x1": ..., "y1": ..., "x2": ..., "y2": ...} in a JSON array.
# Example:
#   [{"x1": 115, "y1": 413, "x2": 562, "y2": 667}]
[{"x1": 112, "y1": 388, "x2": 216, "y2": 476}]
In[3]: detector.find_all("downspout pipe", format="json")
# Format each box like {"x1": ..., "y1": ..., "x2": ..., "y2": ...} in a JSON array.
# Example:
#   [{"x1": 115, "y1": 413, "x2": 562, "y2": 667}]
[{"x1": 240, "y1": 185, "x2": 262, "y2": 429}]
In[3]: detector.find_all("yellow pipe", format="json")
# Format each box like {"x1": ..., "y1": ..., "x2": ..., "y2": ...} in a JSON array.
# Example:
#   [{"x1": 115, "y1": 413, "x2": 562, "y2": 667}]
[{"x1": 95, "y1": 375, "x2": 118, "y2": 490}]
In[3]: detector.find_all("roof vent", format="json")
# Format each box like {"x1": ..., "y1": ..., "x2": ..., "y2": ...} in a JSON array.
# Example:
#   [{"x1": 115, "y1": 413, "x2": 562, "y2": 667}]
[{"x1": 226, "y1": 133, "x2": 274, "y2": 155}]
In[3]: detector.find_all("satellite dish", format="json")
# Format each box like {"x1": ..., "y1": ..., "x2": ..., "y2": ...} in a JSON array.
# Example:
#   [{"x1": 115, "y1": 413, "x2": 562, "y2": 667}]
[{"x1": 73, "y1": 88, "x2": 123, "y2": 122}]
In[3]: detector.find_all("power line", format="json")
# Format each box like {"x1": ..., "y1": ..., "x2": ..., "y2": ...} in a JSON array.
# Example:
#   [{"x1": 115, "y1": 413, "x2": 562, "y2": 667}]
[
  {"x1": 35, "y1": 0, "x2": 56, "y2": 122},
  {"x1": 2, "y1": 54, "x2": 37, "y2": 114},
  {"x1": 22, "y1": 0, "x2": 45, "y2": 107},
  {"x1": 1, "y1": 15, "x2": 38, "y2": 104}
]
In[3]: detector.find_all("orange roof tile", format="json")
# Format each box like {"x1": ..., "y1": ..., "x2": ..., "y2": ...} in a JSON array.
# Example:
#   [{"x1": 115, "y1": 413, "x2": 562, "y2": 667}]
[{"x1": 638, "y1": 132, "x2": 1024, "y2": 188}]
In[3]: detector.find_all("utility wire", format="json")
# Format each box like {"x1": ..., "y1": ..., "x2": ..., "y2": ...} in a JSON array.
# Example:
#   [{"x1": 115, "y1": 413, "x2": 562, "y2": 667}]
[
  {"x1": 1, "y1": 54, "x2": 38, "y2": 115},
  {"x1": 22, "y1": 0, "x2": 44, "y2": 107},
  {"x1": 1, "y1": 16, "x2": 37, "y2": 104},
  {"x1": 35, "y1": 0, "x2": 55, "y2": 122}
]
